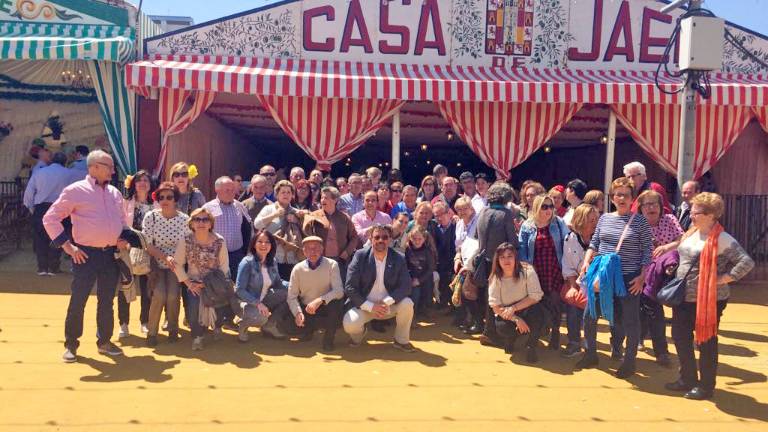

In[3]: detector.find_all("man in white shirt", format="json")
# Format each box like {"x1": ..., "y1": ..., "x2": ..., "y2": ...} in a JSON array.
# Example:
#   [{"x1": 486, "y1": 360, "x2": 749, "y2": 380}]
[
  {"x1": 563, "y1": 179, "x2": 587, "y2": 225},
  {"x1": 343, "y1": 224, "x2": 416, "y2": 352}
]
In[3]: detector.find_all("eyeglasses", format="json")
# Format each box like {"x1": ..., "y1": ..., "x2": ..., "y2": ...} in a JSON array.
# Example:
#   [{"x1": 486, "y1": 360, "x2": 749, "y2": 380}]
[
  {"x1": 261, "y1": 172, "x2": 276, "y2": 177},
  {"x1": 373, "y1": 235, "x2": 390, "y2": 241},
  {"x1": 172, "y1": 171, "x2": 189, "y2": 178},
  {"x1": 627, "y1": 173, "x2": 644, "y2": 179},
  {"x1": 95, "y1": 161, "x2": 114, "y2": 170},
  {"x1": 541, "y1": 204, "x2": 555, "y2": 210},
  {"x1": 423, "y1": 182, "x2": 435, "y2": 187},
  {"x1": 192, "y1": 217, "x2": 211, "y2": 223},
  {"x1": 157, "y1": 194, "x2": 175, "y2": 202}
]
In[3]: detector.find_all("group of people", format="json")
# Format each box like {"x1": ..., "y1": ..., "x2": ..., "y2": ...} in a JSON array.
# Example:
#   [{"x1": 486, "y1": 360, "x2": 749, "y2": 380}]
[{"x1": 33, "y1": 150, "x2": 755, "y2": 401}]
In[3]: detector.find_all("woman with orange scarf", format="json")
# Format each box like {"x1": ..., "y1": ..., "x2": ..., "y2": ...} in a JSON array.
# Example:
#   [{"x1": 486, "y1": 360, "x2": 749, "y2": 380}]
[{"x1": 665, "y1": 192, "x2": 754, "y2": 400}]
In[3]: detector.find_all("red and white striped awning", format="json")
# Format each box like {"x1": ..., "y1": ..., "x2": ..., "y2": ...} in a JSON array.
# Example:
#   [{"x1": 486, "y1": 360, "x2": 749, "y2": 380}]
[{"x1": 126, "y1": 55, "x2": 768, "y2": 106}]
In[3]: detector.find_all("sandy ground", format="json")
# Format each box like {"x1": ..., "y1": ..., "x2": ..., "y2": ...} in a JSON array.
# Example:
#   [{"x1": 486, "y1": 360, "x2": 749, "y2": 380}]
[{"x1": 0, "y1": 250, "x2": 766, "y2": 432}]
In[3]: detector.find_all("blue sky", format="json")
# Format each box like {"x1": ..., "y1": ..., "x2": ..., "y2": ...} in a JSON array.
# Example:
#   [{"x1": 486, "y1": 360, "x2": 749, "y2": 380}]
[{"x1": 142, "y1": 0, "x2": 768, "y2": 37}]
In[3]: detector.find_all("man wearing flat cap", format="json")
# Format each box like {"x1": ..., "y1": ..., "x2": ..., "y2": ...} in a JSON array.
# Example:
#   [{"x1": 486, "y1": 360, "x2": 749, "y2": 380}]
[{"x1": 281, "y1": 235, "x2": 345, "y2": 352}]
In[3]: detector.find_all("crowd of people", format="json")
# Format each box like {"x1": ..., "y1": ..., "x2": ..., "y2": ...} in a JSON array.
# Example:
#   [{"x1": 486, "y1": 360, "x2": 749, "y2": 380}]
[{"x1": 26, "y1": 149, "x2": 756, "y2": 401}]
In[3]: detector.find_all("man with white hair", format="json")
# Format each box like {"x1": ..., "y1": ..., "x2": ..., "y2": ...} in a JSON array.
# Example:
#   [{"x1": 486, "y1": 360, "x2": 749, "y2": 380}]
[
  {"x1": 203, "y1": 176, "x2": 252, "y2": 282},
  {"x1": 676, "y1": 180, "x2": 700, "y2": 231},
  {"x1": 624, "y1": 161, "x2": 670, "y2": 213},
  {"x1": 289, "y1": 167, "x2": 306, "y2": 188},
  {"x1": 338, "y1": 173, "x2": 365, "y2": 215},
  {"x1": 242, "y1": 174, "x2": 272, "y2": 220},
  {"x1": 43, "y1": 150, "x2": 129, "y2": 362}
]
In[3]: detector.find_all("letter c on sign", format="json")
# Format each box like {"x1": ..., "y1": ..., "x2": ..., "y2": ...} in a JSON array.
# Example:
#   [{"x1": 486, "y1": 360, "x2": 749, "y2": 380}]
[{"x1": 304, "y1": 6, "x2": 335, "y2": 52}]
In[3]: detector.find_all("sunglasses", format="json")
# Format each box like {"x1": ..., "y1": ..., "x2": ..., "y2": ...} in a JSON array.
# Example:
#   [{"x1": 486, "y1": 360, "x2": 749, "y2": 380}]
[
  {"x1": 156, "y1": 194, "x2": 175, "y2": 202},
  {"x1": 373, "y1": 235, "x2": 390, "y2": 241},
  {"x1": 390, "y1": 188, "x2": 402, "y2": 193},
  {"x1": 541, "y1": 204, "x2": 555, "y2": 210},
  {"x1": 424, "y1": 182, "x2": 435, "y2": 187},
  {"x1": 172, "y1": 171, "x2": 189, "y2": 178},
  {"x1": 261, "y1": 172, "x2": 276, "y2": 177},
  {"x1": 192, "y1": 217, "x2": 211, "y2": 223}
]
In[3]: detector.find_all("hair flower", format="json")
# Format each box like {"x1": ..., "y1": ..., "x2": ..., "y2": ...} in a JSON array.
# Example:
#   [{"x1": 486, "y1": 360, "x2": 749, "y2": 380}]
[
  {"x1": 124, "y1": 175, "x2": 134, "y2": 190},
  {"x1": 188, "y1": 164, "x2": 199, "y2": 179}
]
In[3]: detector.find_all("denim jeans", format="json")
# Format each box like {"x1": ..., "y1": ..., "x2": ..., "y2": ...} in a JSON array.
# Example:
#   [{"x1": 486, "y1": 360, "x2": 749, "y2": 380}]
[
  {"x1": 565, "y1": 304, "x2": 584, "y2": 348},
  {"x1": 583, "y1": 272, "x2": 641, "y2": 364},
  {"x1": 32, "y1": 204, "x2": 61, "y2": 273},
  {"x1": 64, "y1": 246, "x2": 119, "y2": 350},
  {"x1": 117, "y1": 274, "x2": 150, "y2": 325},
  {"x1": 185, "y1": 292, "x2": 228, "y2": 338}
]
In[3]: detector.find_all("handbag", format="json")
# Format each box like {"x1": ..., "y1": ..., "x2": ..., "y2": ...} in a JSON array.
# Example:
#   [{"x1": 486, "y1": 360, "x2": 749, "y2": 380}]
[
  {"x1": 129, "y1": 247, "x2": 151, "y2": 275},
  {"x1": 561, "y1": 280, "x2": 587, "y2": 309},
  {"x1": 470, "y1": 216, "x2": 493, "y2": 288},
  {"x1": 657, "y1": 254, "x2": 700, "y2": 307}
]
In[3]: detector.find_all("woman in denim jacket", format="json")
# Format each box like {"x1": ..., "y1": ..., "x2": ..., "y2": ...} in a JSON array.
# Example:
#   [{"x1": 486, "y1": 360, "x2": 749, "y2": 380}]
[
  {"x1": 518, "y1": 194, "x2": 570, "y2": 350},
  {"x1": 235, "y1": 229, "x2": 289, "y2": 342}
]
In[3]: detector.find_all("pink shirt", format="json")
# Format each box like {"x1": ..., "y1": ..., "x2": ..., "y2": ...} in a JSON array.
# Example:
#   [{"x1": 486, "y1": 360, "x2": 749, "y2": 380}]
[
  {"x1": 43, "y1": 175, "x2": 127, "y2": 248},
  {"x1": 351, "y1": 209, "x2": 392, "y2": 244}
]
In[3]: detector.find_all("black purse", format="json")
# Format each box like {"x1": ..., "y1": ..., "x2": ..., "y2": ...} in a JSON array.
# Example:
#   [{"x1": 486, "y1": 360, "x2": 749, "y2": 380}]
[{"x1": 656, "y1": 254, "x2": 700, "y2": 307}]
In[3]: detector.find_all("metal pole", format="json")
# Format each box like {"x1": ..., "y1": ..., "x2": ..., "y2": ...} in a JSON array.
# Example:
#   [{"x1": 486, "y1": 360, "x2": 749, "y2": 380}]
[
  {"x1": 676, "y1": 0, "x2": 702, "y2": 202},
  {"x1": 391, "y1": 109, "x2": 401, "y2": 170},
  {"x1": 604, "y1": 110, "x2": 617, "y2": 211}
]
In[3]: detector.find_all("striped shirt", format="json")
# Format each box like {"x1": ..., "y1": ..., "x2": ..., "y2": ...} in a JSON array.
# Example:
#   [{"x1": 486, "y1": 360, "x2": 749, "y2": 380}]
[{"x1": 589, "y1": 213, "x2": 653, "y2": 275}]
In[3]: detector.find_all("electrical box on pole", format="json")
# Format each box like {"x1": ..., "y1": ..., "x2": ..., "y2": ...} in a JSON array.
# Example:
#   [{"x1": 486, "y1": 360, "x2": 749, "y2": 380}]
[{"x1": 679, "y1": 16, "x2": 725, "y2": 71}]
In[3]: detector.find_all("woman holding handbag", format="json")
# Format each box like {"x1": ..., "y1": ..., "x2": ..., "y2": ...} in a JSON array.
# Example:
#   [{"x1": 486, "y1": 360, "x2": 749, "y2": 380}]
[
  {"x1": 518, "y1": 194, "x2": 570, "y2": 350},
  {"x1": 118, "y1": 170, "x2": 154, "y2": 338},
  {"x1": 638, "y1": 190, "x2": 684, "y2": 366},
  {"x1": 577, "y1": 177, "x2": 653, "y2": 378},
  {"x1": 665, "y1": 192, "x2": 754, "y2": 400},
  {"x1": 142, "y1": 182, "x2": 190, "y2": 346},
  {"x1": 560, "y1": 204, "x2": 599, "y2": 358}
]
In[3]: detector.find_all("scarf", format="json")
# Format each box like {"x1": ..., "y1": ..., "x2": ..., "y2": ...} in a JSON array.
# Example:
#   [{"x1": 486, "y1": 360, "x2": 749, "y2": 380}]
[{"x1": 695, "y1": 223, "x2": 724, "y2": 344}]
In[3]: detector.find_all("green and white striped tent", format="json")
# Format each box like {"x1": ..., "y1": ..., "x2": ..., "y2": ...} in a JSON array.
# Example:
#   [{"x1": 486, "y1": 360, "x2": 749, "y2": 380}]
[{"x1": 0, "y1": 1, "x2": 161, "y2": 175}]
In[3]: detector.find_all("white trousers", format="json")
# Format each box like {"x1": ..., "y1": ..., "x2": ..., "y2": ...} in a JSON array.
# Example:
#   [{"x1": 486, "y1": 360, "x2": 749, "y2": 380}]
[{"x1": 343, "y1": 297, "x2": 414, "y2": 344}]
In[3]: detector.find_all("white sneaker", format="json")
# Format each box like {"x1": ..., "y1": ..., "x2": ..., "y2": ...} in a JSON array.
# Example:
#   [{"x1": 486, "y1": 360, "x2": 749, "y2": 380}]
[
  {"x1": 140, "y1": 323, "x2": 149, "y2": 334},
  {"x1": 37, "y1": 271, "x2": 48, "y2": 276},
  {"x1": 192, "y1": 336, "x2": 204, "y2": 351},
  {"x1": 162, "y1": 320, "x2": 169, "y2": 331},
  {"x1": 62, "y1": 348, "x2": 77, "y2": 363},
  {"x1": 118, "y1": 324, "x2": 129, "y2": 338}
]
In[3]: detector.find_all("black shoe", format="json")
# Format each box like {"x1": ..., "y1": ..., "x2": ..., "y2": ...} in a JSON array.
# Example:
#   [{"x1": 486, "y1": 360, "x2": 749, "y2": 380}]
[
  {"x1": 611, "y1": 351, "x2": 624, "y2": 361},
  {"x1": 684, "y1": 387, "x2": 713, "y2": 400},
  {"x1": 504, "y1": 340, "x2": 516, "y2": 355},
  {"x1": 221, "y1": 321, "x2": 238, "y2": 332},
  {"x1": 167, "y1": 333, "x2": 179, "y2": 343},
  {"x1": 450, "y1": 316, "x2": 464, "y2": 327},
  {"x1": 393, "y1": 341, "x2": 417, "y2": 353},
  {"x1": 575, "y1": 354, "x2": 599, "y2": 370},
  {"x1": 299, "y1": 332, "x2": 314, "y2": 342},
  {"x1": 526, "y1": 348, "x2": 539, "y2": 364},
  {"x1": 97, "y1": 342, "x2": 124, "y2": 357},
  {"x1": 478, "y1": 334, "x2": 503, "y2": 348},
  {"x1": 665, "y1": 379, "x2": 694, "y2": 392},
  {"x1": 322, "y1": 339, "x2": 335, "y2": 352},
  {"x1": 560, "y1": 344, "x2": 582, "y2": 358},
  {"x1": 370, "y1": 321, "x2": 387, "y2": 333},
  {"x1": 656, "y1": 353, "x2": 671, "y2": 367},
  {"x1": 146, "y1": 335, "x2": 158, "y2": 347},
  {"x1": 615, "y1": 362, "x2": 636, "y2": 379}
]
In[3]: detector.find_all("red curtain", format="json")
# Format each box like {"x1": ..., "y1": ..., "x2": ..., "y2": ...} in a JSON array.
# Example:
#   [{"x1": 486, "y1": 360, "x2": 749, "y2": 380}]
[
  {"x1": 754, "y1": 106, "x2": 768, "y2": 134},
  {"x1": 612, "y1": 104, "x2": 755, "y2": 178},
  {"x1": 156, "y1": 88, "x2": 216, "y2": 175},
  {"x1": 256, "y1": 95, "x2": 405, "y2": 171},
  {"x1": 435, "y1": 101, "x2": 582, "y2": 179}
]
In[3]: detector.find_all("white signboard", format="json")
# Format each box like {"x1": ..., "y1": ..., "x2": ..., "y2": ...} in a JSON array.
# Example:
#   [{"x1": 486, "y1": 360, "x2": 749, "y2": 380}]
[{"x1": 146, "y1": 0, "x2": 768, "y2": 73}]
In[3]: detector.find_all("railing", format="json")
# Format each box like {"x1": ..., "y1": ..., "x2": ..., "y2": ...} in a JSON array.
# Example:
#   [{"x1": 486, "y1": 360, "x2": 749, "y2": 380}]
[
  {"x1": 721, "y1": 195, "x2": 768, "y2": 281},
  {"x1": 0, "y1": 179, "x2": 30, "y2": 257}
]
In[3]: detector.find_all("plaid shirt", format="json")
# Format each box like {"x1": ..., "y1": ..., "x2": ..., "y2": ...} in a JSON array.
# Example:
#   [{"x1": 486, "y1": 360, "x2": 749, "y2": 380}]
[
  {"x1": 532, "y1": 227, "x2": 563, "y2": 294},
  {"x1": 203, "y1": 198, "x2": 250, "y2": 252}
]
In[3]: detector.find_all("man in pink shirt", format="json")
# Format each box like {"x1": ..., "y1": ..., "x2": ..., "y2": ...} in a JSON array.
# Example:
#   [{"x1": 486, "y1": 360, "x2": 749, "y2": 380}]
[
  {"x1": 43, "y1": 150, "x2": 129, "y2": 363},
  {"x1": 352, "y1": 191, "x2": 392, "y2": 245}
]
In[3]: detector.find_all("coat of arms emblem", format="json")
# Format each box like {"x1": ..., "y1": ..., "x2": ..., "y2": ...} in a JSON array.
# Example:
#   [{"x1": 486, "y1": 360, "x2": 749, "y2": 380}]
[{"x1": 485, "y1": 0, "x2": 535, "y2": 56}]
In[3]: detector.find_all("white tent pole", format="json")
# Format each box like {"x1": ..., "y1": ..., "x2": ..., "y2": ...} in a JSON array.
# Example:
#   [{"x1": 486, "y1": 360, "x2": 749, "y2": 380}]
[
  {"x1": 604, "y1": 110, "x2": 617, "y2": 211},
  {"x1": 391, "y1": 108, "x2": 401, "y2": 170}
]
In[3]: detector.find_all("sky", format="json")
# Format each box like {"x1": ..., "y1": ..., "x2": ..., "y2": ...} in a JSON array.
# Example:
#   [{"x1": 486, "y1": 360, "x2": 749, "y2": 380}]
[{"x1": 141, "y1": 0, "x2": 768, "y2": 36}]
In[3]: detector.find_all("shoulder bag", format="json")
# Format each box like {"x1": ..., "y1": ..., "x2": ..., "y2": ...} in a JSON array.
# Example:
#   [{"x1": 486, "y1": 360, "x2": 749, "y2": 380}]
[{"x1": 656, "y1": 253, "x2": 700, "y2": 307}]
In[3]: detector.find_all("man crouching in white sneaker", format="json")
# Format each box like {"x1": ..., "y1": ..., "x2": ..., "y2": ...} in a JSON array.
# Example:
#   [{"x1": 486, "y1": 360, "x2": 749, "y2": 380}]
[{"x1": 343, "y1": 224, "x2": 416, "y2": 352}]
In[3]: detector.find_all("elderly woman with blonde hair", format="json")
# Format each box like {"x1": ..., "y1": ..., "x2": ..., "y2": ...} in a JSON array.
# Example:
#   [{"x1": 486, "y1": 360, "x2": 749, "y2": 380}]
[{"x1": 665, "y1": 192, "x2": 754, "y2": 400}]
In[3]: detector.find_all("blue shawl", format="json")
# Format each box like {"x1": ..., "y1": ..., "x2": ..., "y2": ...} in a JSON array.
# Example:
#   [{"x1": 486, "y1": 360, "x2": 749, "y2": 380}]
[{"x1": 584, "y1": 253, "x2": 627, "y2": 325}]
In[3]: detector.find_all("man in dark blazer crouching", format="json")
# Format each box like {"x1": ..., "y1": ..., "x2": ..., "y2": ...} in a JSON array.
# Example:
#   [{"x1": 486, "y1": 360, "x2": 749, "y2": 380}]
[{"x1": 343, "y1": 224, "x2": 416, "y2": 352}]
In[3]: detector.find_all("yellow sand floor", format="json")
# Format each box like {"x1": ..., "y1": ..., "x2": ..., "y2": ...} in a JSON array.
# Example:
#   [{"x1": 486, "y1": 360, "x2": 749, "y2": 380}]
[{"x1": 0, "y1": 265, "x2": 766, "y2": 432}]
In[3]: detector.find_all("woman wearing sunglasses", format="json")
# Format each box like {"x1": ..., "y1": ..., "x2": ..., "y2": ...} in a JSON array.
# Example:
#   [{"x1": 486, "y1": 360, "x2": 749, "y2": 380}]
[
  {"x1": 518, "y1": 194, "x2": 570, "y2": 351},
  {"x1": 168, "y1": 162, "x2": 206, "y2": 215},
  {"x1": 142, "y1": 182, "x2": 191, "y2": 346}
]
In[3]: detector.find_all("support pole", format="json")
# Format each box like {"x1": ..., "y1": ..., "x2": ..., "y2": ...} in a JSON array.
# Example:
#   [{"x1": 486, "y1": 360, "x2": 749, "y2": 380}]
[
  {"x1": 391, "y1": 109, "x2": 401, "y2": 170},
  {"x1": 603, "y1": 110, "x2": 617, "y2": 211},
  {"x1": 676, "y1": 0, "x2": 702, "y2": 202}
]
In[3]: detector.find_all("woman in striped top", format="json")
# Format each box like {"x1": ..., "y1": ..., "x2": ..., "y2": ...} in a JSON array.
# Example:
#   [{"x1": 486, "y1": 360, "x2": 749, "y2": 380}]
[{"x1": 578, "y1": 177, "x2": 653, "y2": 379}]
